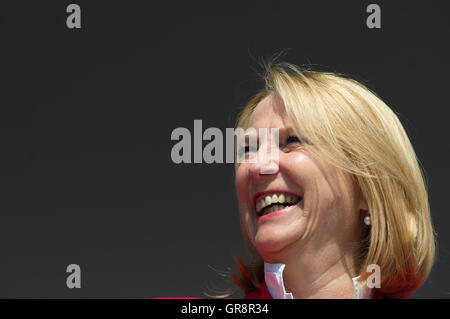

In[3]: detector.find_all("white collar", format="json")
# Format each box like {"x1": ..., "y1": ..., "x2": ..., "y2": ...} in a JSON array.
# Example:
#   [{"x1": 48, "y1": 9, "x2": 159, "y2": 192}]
[{"x1": 264, "y1": 262, "x2": 374, "y2": 299}]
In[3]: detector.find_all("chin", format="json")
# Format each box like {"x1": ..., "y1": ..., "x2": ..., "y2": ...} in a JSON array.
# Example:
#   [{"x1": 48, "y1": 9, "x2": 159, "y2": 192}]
[{"x1": 253, "y1": 230, "x2": 296, "y2": 255}]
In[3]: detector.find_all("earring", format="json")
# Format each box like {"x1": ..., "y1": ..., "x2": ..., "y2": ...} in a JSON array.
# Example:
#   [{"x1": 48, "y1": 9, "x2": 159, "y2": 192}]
[{"x1": 364, "y1": 215, "x2": 371, "y2": 226}]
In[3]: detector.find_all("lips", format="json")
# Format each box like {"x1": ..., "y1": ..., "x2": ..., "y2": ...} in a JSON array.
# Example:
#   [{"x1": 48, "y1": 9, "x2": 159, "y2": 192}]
[{"x1": 254, "y1": 191, "x2": 302, "y2": 217}]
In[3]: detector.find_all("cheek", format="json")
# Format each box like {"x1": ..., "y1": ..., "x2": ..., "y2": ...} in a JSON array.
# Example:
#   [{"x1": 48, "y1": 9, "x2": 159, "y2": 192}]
[
  {"x1": 280, "y1": 152, "x2": 313, "y2": 193},
  {"x1": 235, "y1": 164, "x2": 250, "y2": 201},
  {"x1": 235, "y1": 165, "x2": 256, "y2": 238},
  {"x1": 283, "y1": 153, "x2": 338, "y2": 212}
]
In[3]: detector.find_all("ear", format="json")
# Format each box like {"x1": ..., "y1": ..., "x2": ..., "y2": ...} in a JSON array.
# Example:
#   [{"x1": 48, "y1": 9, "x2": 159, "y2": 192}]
[
  {"x1": 359, "y1": 197, "x2": 369, "y2": 212},
  {"x1": 354, "y1": 180, "x2": 368, "y2": 211}
]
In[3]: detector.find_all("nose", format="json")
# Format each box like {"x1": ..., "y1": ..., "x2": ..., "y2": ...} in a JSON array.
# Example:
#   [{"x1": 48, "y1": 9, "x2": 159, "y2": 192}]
[{"x1": 249, "y1": 141, "x2": 280, "y2": 179}]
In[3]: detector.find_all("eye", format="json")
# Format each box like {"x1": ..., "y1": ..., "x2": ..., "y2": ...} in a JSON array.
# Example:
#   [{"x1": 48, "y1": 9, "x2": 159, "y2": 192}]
[
  {"x1": 286, "y1": 135, "x2": 301, "y2": 145},
  {"x1": 280, "y1": 135, "x2": 303, "y2": 152}
]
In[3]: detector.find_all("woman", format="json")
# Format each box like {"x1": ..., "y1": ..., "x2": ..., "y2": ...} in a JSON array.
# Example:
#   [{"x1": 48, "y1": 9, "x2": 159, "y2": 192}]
[{"x1": 232, "y1": 61, "x2": 435, "y2": 299}]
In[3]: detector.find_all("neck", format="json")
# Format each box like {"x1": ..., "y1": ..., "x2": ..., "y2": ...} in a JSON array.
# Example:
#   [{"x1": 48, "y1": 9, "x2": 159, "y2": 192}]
[{"x1": 264, "y1": 242, "x2": 358, "y2": 299}]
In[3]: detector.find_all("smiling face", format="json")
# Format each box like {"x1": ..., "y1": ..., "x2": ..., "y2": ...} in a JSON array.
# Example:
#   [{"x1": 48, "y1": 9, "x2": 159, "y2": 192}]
[{"x1": 235, "y1": 93, "x2": 368, "y2": 262}]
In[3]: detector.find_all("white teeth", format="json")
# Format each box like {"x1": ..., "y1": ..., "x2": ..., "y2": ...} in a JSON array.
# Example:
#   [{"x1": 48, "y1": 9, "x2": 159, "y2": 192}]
[
  {"x1": 259, "y1": 199, "x2": 265, "y2": 210},
  {"x1": 267, "y1": 204, "x2": 283, "y2": 214},
  {"x1": 256, "y1": 192, "x2": 301, "y2": 214},
  {"x1": 271, "y1": 194, "x2": 278, "y2": 203},
  {"x1": 256, "y1": 201, "x2": 261, "y2": 212}
]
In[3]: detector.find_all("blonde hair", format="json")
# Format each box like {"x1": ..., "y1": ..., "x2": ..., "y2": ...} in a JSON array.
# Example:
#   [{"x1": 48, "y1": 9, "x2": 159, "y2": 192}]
[{"x1": 233, "y1": 61, "x2": 436, "y2": 298}]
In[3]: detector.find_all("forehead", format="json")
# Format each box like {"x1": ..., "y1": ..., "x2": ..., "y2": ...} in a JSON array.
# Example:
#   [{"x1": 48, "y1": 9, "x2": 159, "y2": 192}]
[{"x1": 248, "y1": 93, "x2": 291, "y2": 129}]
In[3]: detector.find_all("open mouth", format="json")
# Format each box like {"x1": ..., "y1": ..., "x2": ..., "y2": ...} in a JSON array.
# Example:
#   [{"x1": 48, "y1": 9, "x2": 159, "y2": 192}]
[{"x1": 254, "y1": 192, "x2": 302, "y2": 217}]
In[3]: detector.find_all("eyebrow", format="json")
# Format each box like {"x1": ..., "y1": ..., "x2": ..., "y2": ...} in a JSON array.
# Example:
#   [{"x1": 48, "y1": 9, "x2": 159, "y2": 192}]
[{"x1": 242, "y1": 126, "x2": 295, "y2": 139}]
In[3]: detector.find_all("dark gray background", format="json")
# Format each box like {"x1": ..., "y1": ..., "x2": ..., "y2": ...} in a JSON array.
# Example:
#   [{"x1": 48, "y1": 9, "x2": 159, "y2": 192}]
[{"x1": 0, "y1": 0, "x2": 449, "y2": 298}]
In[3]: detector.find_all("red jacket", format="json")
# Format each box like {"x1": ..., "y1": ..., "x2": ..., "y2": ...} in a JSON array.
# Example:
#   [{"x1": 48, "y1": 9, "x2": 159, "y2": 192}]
[
  {"x1": 244, "y1": 280, "x2": 385, "y2": 299},
  {"x1": 156, "y1": 280, "x2": 385, "y2": 299},
  {"x1": 243, "y1": 281, "x2": 273, "y2": 299}
]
